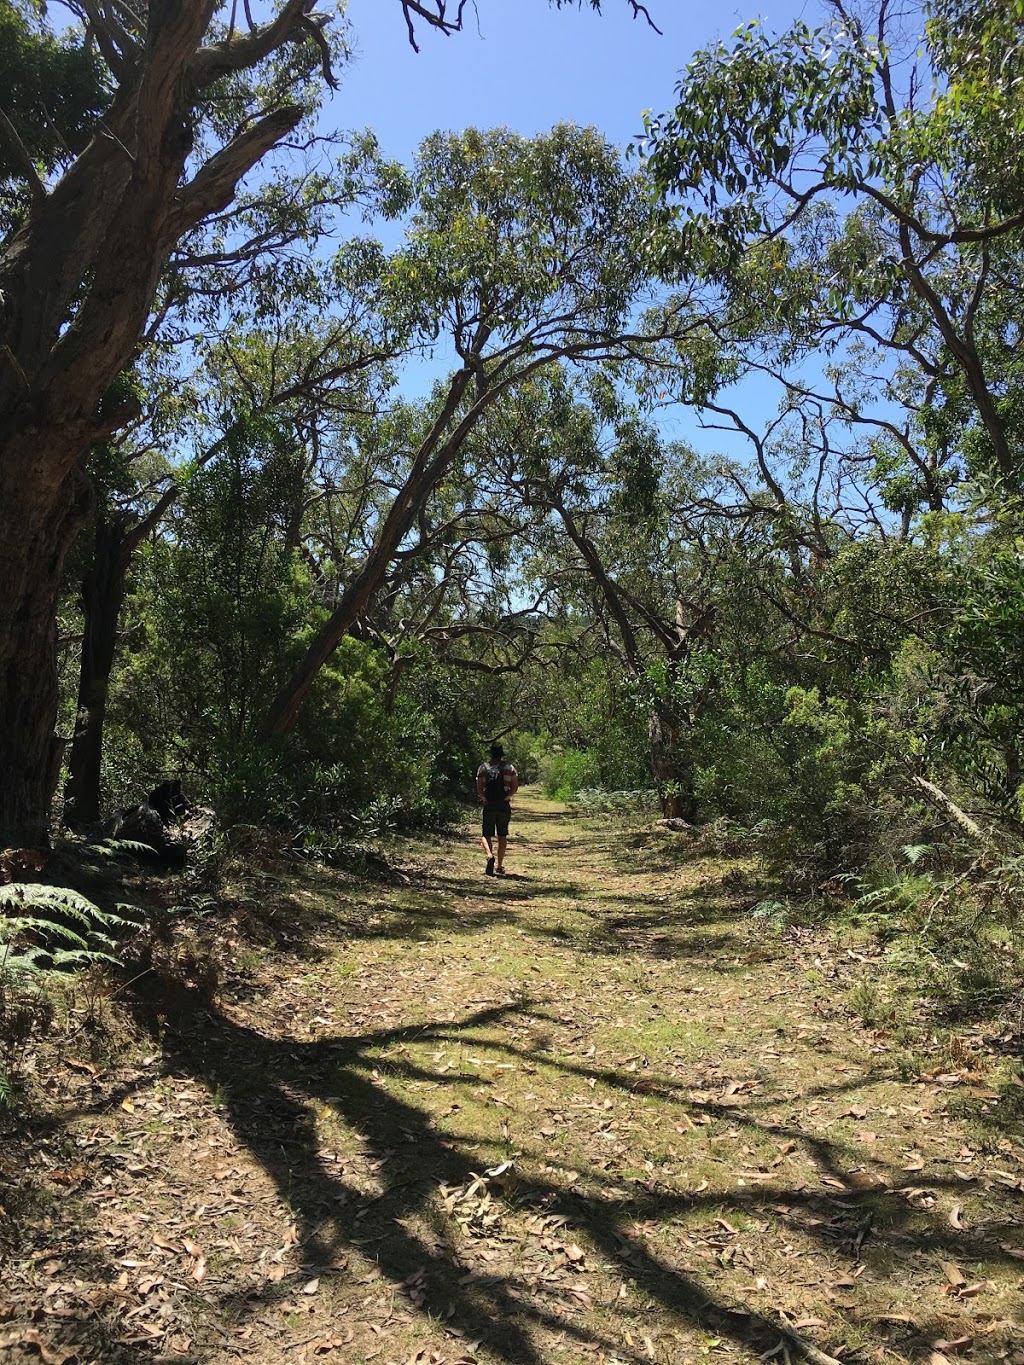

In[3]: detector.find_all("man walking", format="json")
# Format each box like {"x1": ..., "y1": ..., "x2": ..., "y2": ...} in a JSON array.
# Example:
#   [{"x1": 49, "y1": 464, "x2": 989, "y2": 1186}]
[{"x1": 477, "y1": 742, "x2": 519, "y2": 876}]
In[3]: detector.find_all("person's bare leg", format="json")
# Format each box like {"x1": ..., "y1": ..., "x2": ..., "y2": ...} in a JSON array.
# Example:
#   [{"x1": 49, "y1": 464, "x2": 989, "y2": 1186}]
[
  {"x1": 495, "y1": 835, "x2": 508, "y2": 871},
  {"x1": 480, "y1": 834, "x2": 492, "y2": 857}
]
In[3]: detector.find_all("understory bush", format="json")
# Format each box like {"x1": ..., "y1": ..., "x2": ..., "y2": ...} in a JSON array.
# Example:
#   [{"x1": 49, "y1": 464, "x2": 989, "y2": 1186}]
[
  {"x1": 840, "y1": 843, "x2": 1024, "y2": 1015},
  {"x1": 540, "y1": 747, "x2": 602, "y2": 800},
  {"x1": 0, "y1": 884, "x2": 140, "y2": 1106}
]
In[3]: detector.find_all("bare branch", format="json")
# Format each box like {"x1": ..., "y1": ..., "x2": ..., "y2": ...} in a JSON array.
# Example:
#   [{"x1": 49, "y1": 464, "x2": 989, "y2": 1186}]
[{"x1": 191, "y1": 0, "x2": 334, "y2": 88}]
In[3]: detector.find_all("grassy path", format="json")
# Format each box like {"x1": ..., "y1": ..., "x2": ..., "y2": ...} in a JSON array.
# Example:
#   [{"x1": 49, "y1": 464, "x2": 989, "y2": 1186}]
[{"x1": 2, "y1": 793, "x2": 1022, "y2": 1365}]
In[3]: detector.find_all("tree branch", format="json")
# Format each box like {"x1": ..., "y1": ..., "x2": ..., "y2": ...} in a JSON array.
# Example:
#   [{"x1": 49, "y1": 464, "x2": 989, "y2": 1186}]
[
  {"x1": 0, "y1": 107, "x2": 46, "y2": 207},
  {"x1": 173, "y1": 107, "x2": 305, "y2": 235},
  {"x1": 191, "y1": 0, "x2": 333, "y2": 87}
]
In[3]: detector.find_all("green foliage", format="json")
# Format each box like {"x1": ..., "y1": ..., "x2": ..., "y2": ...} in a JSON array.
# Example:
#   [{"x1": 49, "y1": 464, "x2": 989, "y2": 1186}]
[
  {"x1": 0, "y1": 1, "x2": 109, "y2": 183},
  {"x1": 640, "y1": 16, "x2": 880, "y2": 270},
  {"x1": 569, "y1": 787, "x2": 658, "y2": 816},
  {"x1": 540, "y1": 747, "x2": 601, "y2": 800},
  {"x1": 387, "y1": 123, "x2": 651, "y2": 341},
  {"x1": 0, "y1": 883, "x2": 139, "y2": 1106},
  {"x1": 150, "y1": 414, "x2": 308, "y2": 745}
]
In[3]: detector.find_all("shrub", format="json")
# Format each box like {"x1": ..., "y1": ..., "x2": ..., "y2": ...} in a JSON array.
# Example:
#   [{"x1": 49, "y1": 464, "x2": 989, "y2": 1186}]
[
  {"x1": 0, "y1": 884, "x2": 140, "y2": 1106},
  {"x1": 540, "y1": 747, "x2": 601, "y2": 800}
]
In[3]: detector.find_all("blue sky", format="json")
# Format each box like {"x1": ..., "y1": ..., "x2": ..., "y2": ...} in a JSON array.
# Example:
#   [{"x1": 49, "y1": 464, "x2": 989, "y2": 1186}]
[
  {"x1": 322, "y1": 0, "x2": 819, "y2": 455},
  {"x1": 337, "y1": 1, "x2": 811, "y2": 161}
]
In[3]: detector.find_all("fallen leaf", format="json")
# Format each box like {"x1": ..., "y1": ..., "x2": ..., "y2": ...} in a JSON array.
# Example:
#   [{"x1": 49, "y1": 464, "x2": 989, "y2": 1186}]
[
  {"x1": 902, "y1": 1152, "x2": 925, "y2": 1171},
  {"x1": 49, "y1": 1166, "x2": 88, "y2": 1187},
  {"x1": 932, "y1": 1338, "x2": 973, "y2": 1355},
  {"x1": 948, "y1": 1206, "x2": 966, "y2": 1230},
  {"x1": 266, "y1": 1265, "x2": 287, "y2": 1283},
  {"x1": 302, "y1": 1278, "x2": 320, "y2": 1295},
  {"x1": 191, "y1": 1256, "x2": 207, "y2": 1283},
  {"x1": 121, "y1": 1098, "x2": 135, "y2": 1113},
  {"x1": 846, "y1": 1171, "x2": 883, "y2": 1190},
  {"x1": 941, "y1": 1262, "x2": 967, "y2": 1287}
]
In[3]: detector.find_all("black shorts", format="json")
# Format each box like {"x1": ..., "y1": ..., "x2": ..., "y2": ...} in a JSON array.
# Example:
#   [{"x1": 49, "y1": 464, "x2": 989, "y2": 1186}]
[{"x1": 482, "y1": 802, "x2": 511, "y2": 838}]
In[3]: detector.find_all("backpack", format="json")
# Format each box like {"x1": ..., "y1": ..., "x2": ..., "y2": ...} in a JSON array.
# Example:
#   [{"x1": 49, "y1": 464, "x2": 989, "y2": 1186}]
[{"x1": 483, "y1": 762, "x2": 508, "y2": 805}]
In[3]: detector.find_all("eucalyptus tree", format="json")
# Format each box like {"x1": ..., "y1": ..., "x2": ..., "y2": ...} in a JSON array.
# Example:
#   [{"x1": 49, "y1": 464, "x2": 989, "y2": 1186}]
[
  {"x1": 255, "y1": 123, "x2": 671, "y2": 742},
  {"x1": 640, "y1": 0, "x2": 1024, "y2": 494},
  {"x1": 0, "y1": 0, "x2": 348, "y2": 844},
  {"x1": 0, "y1": 0, "x2": 659, "y2": 846}
]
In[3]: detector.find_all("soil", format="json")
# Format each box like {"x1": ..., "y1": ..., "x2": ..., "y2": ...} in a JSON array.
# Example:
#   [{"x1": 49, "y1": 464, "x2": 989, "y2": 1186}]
[{"x1": 1, "y1": 792, "x2": 1022, "y2": 1365}]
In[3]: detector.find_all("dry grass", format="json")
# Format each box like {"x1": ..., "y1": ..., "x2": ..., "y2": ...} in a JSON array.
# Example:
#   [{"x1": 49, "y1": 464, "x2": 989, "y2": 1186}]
[{"x1": 1, "y1": 791, "x2": 1022, "y2": 1365}]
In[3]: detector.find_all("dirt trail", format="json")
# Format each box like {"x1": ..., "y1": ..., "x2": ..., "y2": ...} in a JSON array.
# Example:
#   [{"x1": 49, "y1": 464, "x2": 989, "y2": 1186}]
[{"x1": 2, "y1": 793, "x2": 1022, "y2": 1365}]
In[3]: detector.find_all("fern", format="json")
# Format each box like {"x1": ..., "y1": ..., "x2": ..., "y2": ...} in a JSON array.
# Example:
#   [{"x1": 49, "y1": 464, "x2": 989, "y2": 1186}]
[
  {"x1": 902, "y1": 843, "x2": 934, "y2": 866},
  {"x1": 0, "y1": 883, "x2": 142, "y2": 1106},
  {"x1": 85, "y1": 838, "x2": 159, "y2": 859},
  {"x1": 0, "y1": 884, "x2": 142, "y2": 975}
]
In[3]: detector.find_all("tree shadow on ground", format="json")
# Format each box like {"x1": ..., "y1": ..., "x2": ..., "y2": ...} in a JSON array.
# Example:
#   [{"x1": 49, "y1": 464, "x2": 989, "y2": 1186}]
[{"x1": 121, "y1": 989, "x2": 1022, "y2": 1365}]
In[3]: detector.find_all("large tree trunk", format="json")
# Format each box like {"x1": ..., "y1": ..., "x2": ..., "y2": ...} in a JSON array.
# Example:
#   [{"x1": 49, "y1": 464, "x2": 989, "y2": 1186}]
[
  {"x1": 0, "y1": 464, "x2": 91, "y2": 846},
  {"x1": 649, "y1": 702, "x2": 697, "y2": 824},
  {"x1": 0, "y1": 1, "x2": 317, "y2": 844},
  {"x1": 63, "y1": 515, "x2": 133, "y2": 830}
]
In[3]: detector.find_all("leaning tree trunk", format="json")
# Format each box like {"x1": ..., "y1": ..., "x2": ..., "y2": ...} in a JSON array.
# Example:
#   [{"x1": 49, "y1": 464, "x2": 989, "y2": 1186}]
[
  {"x1": 63, "y1": 515, "x2": 133, "y2": 830},
  {"x1": 257, "y1": 366, "x2": 474, "y2": 740}
]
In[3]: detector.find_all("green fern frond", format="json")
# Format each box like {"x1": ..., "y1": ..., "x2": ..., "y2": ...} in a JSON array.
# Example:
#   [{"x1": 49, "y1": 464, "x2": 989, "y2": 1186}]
[
  {"x1": 902, "y1": 843, "x2": 933, "y2": 865},
  {"x1": 49, "y1": 948, "x2": 119, "y2": 970},
  {"x1": 0, "y1": 885, "x2": 143, "y2": 974},
  {"x1": 0, "y1": 884, "x2": 102, "y2": 929},
  {"x1": 85, "y1": 838, "x2": 159, "y2": 859},
  {"x1": 0, "y1": 916, "x2": 90, "y2": 949}
]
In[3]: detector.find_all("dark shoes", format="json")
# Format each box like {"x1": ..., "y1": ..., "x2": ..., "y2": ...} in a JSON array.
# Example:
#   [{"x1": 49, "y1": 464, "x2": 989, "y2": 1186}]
[{"x1": 485, "y1": 857, "x2": 495, "y2": 876}]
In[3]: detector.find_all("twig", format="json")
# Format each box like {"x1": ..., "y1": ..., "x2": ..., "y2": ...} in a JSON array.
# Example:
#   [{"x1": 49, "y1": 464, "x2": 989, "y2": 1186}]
[
  {"x1": 775, "y1": 1320, "x2": 846, "y2": 1365},
  {"x1": 912, "y1": 776, "x2": 994, "y2": 846}
]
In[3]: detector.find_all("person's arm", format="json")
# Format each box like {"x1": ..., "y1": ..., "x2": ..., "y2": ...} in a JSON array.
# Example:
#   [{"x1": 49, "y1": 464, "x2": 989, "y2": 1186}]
[
  {"x1": 476, "y1": 765, "x2": 487, "y2": 803},
  {"x1": 505, "y1": 764, "x2": 519, "y2": 797}
]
